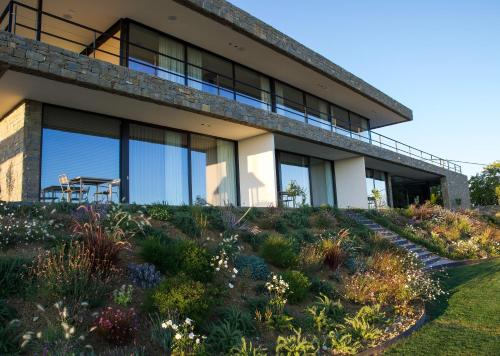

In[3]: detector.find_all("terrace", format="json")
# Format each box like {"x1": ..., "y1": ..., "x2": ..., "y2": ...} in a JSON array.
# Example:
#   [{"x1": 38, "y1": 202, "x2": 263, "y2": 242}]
[{"x1": 0, "y1": 0, "x2": 461, "y2": 173}]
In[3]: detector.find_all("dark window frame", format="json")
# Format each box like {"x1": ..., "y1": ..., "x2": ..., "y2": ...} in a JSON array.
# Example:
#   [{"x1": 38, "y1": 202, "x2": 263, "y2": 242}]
[{"x1": 40, "y1": 103, "x2": 240, "y2": 206}]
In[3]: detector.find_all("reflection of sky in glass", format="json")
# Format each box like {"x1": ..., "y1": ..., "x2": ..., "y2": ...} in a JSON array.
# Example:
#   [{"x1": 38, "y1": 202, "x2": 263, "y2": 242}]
[
  {"x1": 41, "y1": 129, "x2": 120, "y2": 202},
  {"x1": 129, "y1": 139, "x2": 189, "y2": 205},
  {"x1": 280, "y1": 163, "x2": 310, "y2": 206},
  {"x1": 191, "y1": 150, "x2": 207, "y2": 203},
  {"x1": 366, "y1": 177, "x2": 388, "y2": 207}
]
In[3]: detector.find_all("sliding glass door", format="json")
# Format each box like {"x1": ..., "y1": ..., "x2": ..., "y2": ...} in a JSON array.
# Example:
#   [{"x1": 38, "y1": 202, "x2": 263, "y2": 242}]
[{"x1": 129, "y1": 124, "x2": 189, "y2": 205}]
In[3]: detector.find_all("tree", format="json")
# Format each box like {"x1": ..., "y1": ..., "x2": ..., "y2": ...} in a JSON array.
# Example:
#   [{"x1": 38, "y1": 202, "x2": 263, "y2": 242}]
[
  {"x1": 469, "y1": 161, "x2": 500, "y2": 206},
  {"x1": 285, "y1": 180, "x2": 307, "y2": 208}
]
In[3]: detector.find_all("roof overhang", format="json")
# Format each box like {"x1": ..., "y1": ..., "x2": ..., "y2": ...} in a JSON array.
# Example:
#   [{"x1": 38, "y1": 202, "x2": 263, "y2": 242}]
[{"x1": 0, "y1": 0, "x2": 412, "y2": 128}]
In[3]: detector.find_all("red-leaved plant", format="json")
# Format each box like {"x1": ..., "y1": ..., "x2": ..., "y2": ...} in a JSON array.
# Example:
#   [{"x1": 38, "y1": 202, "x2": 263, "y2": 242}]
[{"x1": 94, "y1": 307, "x2": 137, "y2": 345}]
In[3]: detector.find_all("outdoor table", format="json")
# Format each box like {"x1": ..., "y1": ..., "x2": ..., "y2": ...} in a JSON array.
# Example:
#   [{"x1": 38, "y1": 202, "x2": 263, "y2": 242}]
[
  {"x1": 69, "y1": 177, "x2": 115, "y2": 203},
  {"x1": 41, "y1": 185, "x2": 61, "y2": 202}
]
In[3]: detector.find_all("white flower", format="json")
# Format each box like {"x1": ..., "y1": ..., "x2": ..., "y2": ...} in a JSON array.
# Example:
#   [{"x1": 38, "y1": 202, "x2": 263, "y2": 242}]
[
  {"x1": 175, "y1": 333, "x2": 182, "y2": 340},
  {"x1": 171, "y1": 323, "x2": 178, "y2": 330},
  {"x1": 188, "y1": 332, "x2": 195, "y2": 339},
  {"x1": 185, "y1": 318, "x2": 192, "y2": 325},
  {"x1": 196, "y1": 338, "x2": 200, "y2": 344},
  {"x1": 228, "y1": 283, "x2": 234, "y2": 289},
  {"x1": 233, "y1": 268, "x2": 238, "y2": 274}
]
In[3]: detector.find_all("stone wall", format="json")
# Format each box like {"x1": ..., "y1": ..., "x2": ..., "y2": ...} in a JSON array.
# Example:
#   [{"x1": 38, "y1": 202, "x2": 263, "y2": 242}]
[
  {"x1": 441, "y1": 173, "x2": 471, "y2": 210},
  {"x1": 0, "y1": 100, "x2": 42, "y2": 202}
]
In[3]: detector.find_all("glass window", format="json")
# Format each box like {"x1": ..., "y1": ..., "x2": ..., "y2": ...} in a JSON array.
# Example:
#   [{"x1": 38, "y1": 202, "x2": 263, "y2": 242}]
[
  {"x1": 234, "y1": 65, "x2": 271, "y2": 111},
  {"x1": 306, "y1": 95, "x2": 331, "y2": 130},
  {"x1": 331, "y1": 105, "x2": 351, "y2": 136},
  {"x1": 129, "y1": 124, "x2": 189, "y2": 205},
  {"x1": 41, "y1": 106, "x2": 120, "y2": 203},
  {"x1": 191, "y1": 134, "x2": 237, "y2": 206},
  {"x1": 128, "y1": 24, "x2": 185, "y2": 84},
  {"x1": 350, "y1": 113, "x2": 370, "y2": 142},
  {"x1": 310, "y1": 158, "x2": 335, "y2": 206},
  {"x1": 187, "y1": 47, "x2": 234, "y2": 99},
  {"x1": 366, "y1": 169, "x2": 388, "y2": 208},
  {"x1": 275, "y1": 82, "x2": 305, "y2": 122},
  {"x1": 279, "y1": 152, "x2": 311, "y2": 207}
]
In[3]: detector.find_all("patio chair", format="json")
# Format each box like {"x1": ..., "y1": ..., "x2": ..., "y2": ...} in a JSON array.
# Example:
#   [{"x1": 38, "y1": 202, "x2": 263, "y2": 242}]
[
  {"x1": 94, "y1": 178, "x2": 121, "y2": 203},
  {"x1": 58, "y1": 174, "x2": 89, "y2": 203}
]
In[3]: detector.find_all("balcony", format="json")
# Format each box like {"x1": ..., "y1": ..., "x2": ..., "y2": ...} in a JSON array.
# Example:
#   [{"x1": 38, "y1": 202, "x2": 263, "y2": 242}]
[{"x1": 0, "y1": 0, "x2": 462, "y2": 173}]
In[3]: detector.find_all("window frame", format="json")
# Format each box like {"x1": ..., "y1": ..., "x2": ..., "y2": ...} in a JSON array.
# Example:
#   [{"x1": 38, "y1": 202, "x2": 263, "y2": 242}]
[{"x1": 40, "y1": 103, "x2": 240, "y2": 206}]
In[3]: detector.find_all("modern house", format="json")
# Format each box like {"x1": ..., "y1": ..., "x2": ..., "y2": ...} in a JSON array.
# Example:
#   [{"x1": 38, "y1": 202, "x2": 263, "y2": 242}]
[{"x1": 0, "y1": 0, "x2": 470, "y2": 209}]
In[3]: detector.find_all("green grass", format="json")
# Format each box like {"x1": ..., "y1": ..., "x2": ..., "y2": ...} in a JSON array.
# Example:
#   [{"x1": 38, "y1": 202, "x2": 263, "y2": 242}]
[{"x1": 385, "y1": 259, "x2": 500, "y2": 355}]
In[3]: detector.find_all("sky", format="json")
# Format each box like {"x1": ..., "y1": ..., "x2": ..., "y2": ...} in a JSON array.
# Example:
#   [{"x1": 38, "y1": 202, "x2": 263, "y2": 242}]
[{"x1": 229, "y1": 0, "x2": 500, "y2": 177}]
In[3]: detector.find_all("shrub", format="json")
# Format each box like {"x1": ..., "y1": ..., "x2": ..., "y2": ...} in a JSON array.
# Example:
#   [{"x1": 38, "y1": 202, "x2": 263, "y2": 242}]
[
  {"x1": 240, "y1": 231, "x2": 269, "y2": 252},
  {"x1": 95, "y1": 307, "x2": 138, "y2": 345},
  {"x1": 260, "y1": 234, "x2": 297, "y2": 268},
  {"x1": 316, "y1": 294, "x2": 345, "y2": 322},
  {"x1": 275, "y1": 328, "x2": 318, "y2": 355},
  {"x1": 103, "y1": 204, "x2": 150, "y2": 239},
  {"x1": 0, "y1": 299, "x2": 17, "y2": 324},
  {"x1": 149, "y1": 275, "x2": 214, "y2": 322},
  {"x1": 282, "y1": 209, "x2": 311, "y2": 229},
  {"x1": 147, "y1": 204, "x2": 172, "y2": 221},
  {"x1": 22, "y1": 301, "x2": 90, "y2": 354},
  {"x1": 207, "y1": 320, "x2": 243, "y2": 354},
  {"x1": 113, "y1": 284, "x2": 133, "y2": 306},
  {"x1": 298, "y1": 244, "x2": 323, "y2": 272},
  {"x1": 231, "y1": 337, "x2": 267, "y2": 356},
  {"x1": 234, "y1": 255, "x2": 269, "y2": 280},
  {"x1": 0, "y1": 319, "x2": 21, "y2": 355},
  {"x1": 160, "y1": 317, "x2": 206, "y2": 355},
  {"x1": 288, "y1": 228, "x2": 316, "y2": 248},
  {"x1": 171, "y1": 210, "x2": 200, "y2": 238},
  {"x1": 321, "y1": 229, "x2": 351, "y2": 271},
  {"x1": 148, "y1": 312, "x2": 177, "y2": 352},
  {"x1": 328, "y1": 332, "x2": 361, "y2": 355},
  {"x1": 0, "y1": 203, "x2": 61, "y2": 249},
  {"x1": 127, "y1": 263, "x2": 161, "y2": 289},
  {"x1": 310, "y1": 278, "x2": 335, "y2": 297},
  {"x1": 140, "y1": 236, "x2": 213, "y2": 282},
  {"x1": 219, "y1": 307, "x2": 256, "y2": 335},
  {"x1": 0, "y1": 256, "x2": 29, "y2": 298},
  {"x1": 310, "y1": 209, "x2": 338, "y2": 229},
  {"x1": 32, "y1": 242, "x2": 109, "y2": 305},
  {"x1": 99, "y1": 346, "x2": 147, "y2": 356},
  {"x1": 280, "y1": 271, "x2": 311, "y2": 304}
]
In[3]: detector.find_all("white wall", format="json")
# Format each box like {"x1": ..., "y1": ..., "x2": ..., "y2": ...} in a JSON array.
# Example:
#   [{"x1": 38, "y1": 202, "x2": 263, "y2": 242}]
[
  {"x1": 335, "y1": 156, "x2": 368, "y2": 209},
  {"x1": 238, "y1": 133, "x2": 278, "y2": 207}
]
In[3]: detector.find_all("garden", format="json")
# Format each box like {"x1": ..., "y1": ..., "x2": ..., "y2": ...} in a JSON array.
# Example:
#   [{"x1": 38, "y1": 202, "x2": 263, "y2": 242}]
[
  {"x1": 1, "y1": 202, "x2": 447, "y2": 355},
  {"x1": 363, "y1": 202, "x2": 500, "y2": 260}
]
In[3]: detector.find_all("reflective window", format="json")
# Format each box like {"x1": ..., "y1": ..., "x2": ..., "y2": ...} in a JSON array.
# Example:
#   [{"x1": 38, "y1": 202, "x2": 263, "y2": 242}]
[
  {"x1": 235, "y1": 65, "x2": 271, "y2": 111},
  {"x1": 187, "y1": 47, "x2": 234, "y2": 99},
  {"x1": 366, "y1": 169, "x2": 388, "y2": 208},
  {"x1": 129, "y1": 124, "x2": 189, "y2": 205},
  {"x1": 279, "y1": 152, "x2": 310, "y2": 207},
  {"x1": 350, "y1": 113, "x2": 370, "y2": 142},
  {"x1": 41, "y1": 106, "x2": 120, "y2": 203},
  {"x1": 191, "y1": 134, "x2": 237, "y2": 206},
  {"x1": 275, "y1": 82, "x2": 305, "y2": 122},
  {"x1": 310, "y1": 158, "x2": 335, "y2": 206},
  {"x1": 128, "y1": 24, "x2": 185, "y2": 84},
  {"x1": 331, "y1": 105, "x2": 351, "y2": 136},
  {"x1": 306, "y1": 95, "x2": 331, "y2": 130}
]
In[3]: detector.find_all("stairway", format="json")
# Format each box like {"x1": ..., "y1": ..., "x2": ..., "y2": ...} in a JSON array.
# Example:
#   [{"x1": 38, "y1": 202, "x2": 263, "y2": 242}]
[{"x1": 345, "y1": 211, "x2": 454, "y2": 270}]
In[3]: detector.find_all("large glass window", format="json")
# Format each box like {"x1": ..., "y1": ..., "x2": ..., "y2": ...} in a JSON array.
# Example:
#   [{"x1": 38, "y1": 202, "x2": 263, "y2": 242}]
[
  {"x1": 306, "y1": 95, "x2": 331, "y2": 130},
  {"x1": 41, "y1": 106, "x2": 120, "y2": 202},
  {"x1": 275, "y1": 82, "x2": 305, "y2": 122},
  {"x1": 331, "y1": 105, "x2": 351, "y2": 136},
  {"x1": 187, "y1": 47, "x2": 234, "y2": 99},
  {"x1": 129, "y1": 124, "x2": 189, "y2": 205},
  {"x1": 310, "y1": 158, "x2": 335, "y2": 206},
  {"x1": 234, "y1": 65, "x2": 271, "y2": 110},
  {"x1": 350, "y1": 113, "x2": 370, "y2": 142},
  {"x1": 278, "y1": 152, "x2": 311, "y2": 207},
  {"x1": 128, "y1": 23, "x2": 185, "y2": 84},
  {"x1": 191, "y1": 134, "x2": 237, "y2": 206},
  {"x1": 366, "y1": 169, "x2": 388, "y2": 208}
]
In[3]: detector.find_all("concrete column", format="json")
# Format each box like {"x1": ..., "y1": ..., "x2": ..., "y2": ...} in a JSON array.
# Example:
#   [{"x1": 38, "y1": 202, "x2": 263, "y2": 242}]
[
  {"x1": 0, "y1": 100, "x2": 42, "y2": 202},
  {"x1": 386, "y1": 173, "x2": 394, "y2": 208},
  {"x1": 441, "y1": 173, "x2": 471, "y2": 210},
  {"x1": 238, "y1": 133, "x2": 278, "y2": 207},
  {"x1": 334, "y1": 156, "x2": 368, "y2": 209}
]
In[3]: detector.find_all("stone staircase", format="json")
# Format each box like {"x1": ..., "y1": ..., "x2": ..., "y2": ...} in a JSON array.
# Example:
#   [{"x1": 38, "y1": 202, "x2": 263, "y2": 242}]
[{"x1": 346, "y1": 211, "x2": 454, "y2": 270}]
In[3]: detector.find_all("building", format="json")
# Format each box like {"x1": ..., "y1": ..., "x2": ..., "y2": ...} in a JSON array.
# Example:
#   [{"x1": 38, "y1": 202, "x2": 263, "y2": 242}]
[{"x1": 0, "y1": 0, "x2": 470, "y2": 209}]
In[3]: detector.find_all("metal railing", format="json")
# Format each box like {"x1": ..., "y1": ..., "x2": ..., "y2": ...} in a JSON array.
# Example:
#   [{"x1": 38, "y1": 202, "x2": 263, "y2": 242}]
[{"x1": 0, "y1": 0, "x2": 462, "y2": 173}]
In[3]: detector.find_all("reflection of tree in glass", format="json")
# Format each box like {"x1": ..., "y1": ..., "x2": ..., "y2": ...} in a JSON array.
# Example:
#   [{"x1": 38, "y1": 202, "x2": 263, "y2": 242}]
[
  {"x1": 371, "y1": 188, "x2": 383, "y2": 209},
  {"x1": 286, "y1": 180, "x2": 307, "y2": 207}
]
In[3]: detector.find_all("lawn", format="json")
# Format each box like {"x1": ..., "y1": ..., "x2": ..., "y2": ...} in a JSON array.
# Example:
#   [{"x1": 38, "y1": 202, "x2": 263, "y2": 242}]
[{"x1": 385, "y1": 259, "x2": 500, "y2": 355}]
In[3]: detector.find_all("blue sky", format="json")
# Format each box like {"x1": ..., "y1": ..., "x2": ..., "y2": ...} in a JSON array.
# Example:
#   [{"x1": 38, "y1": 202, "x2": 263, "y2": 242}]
[{"x1": 229, "y1": 0, "x2": 500, "y2": 177}]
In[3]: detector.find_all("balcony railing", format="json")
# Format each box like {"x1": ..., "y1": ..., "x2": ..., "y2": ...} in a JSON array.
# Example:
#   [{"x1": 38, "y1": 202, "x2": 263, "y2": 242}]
[{"x1": 0, "y1": 0, "x2": 462, "y2": 173}]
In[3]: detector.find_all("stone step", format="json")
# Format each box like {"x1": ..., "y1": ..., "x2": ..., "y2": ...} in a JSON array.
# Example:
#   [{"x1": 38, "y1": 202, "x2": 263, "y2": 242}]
[
  {"x1": 394, "y1": 239, "x2": 409, "y2": 246},
  {"x1": 425, "y1": 259, "x2": 454, "y2": 270},
  {"x1": 423, "y1": 256, "x2": 441, "y2": 266},
  {"x1": 416, "y1": 251, "x2": 433, "y2": 259}
]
